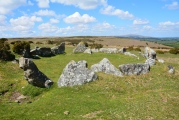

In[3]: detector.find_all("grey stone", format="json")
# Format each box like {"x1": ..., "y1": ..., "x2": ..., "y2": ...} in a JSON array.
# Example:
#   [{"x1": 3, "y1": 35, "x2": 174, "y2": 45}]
[
  {"x1": 73, "y1": 42, "x2": 87, "y2": 53},
  {"x1": 30, "y1": 47, "x2": 53, "y2": 57},
  {"x1": 119, "y1": 63, "x2": 150, "y2": 75},
  {"x1": 124, "y1": 52, "x2": 139, "y2": 59},
  {"x1": 51, "y1": 42, "x2": 65, "y2": 55},
  {"x1": 58, "y1": 60, "x2": 98, "y2": 87},
  {"x1": 144, "y1": 47, "x2": 156, "y2": 59},
  {"x1": 19, "y1": 57, "x2": 53, "y2": 88},
  {"x1": 91, "y1": 49, "x2": 99, "y2": 53},
  {"x1": 168, "y1": 65, "x2": 175, "y2": 74},
  {"x1": 22, "y1": 49, "x2": 31, "y2": 58},
  {"x1": 91, "y1": 58, "x2": 123, "y2": 77},
  {"x1": 119, "y1": 47, "x2": 127, "y2": 53},
  {"x1": 84, "y1": 48, "x2": 92, "y2": 54},
  {"x1": 145, "y1": 58, "x2": 156, "y2": 66},
  {"x1": 99, "y1": 48, "x2": 119, "y2": 54},
  {"x1": 158, "y1": 59, "x2": 164, "y2": 63}
]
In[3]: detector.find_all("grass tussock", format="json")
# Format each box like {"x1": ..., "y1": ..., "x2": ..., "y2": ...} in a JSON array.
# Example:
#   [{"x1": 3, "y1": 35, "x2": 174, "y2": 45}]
[{"x1": 0, "y1": 47, "x2": 179, "y2": 119}]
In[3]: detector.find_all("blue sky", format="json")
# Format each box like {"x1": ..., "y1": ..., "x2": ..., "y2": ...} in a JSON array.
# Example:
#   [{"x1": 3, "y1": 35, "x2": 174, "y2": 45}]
[{"x1": 0, "y1": 0, "x2": 179, "y2": 38}]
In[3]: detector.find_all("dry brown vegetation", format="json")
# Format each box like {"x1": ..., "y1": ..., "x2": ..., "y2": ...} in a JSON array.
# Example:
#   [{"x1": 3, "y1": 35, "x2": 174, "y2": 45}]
[{"x1": 8, "y1": 36, "x2": 171, "y2": 48}]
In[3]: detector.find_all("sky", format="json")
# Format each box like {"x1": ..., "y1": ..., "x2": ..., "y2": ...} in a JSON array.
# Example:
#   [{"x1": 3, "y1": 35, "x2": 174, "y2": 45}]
[{"x1": 0, "y1": 0, "x2": 179, "y2": 38}]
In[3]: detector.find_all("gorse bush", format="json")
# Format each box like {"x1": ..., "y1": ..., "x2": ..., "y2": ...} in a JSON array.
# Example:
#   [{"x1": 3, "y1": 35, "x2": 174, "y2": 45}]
[
  {"x1": 169, "y1": 48, "x2": 179, "y2": 54},
  {"x1": 89, "y1": 43, "x2": 103, "y2": 49},
  {"x1": 13, "y1": 41, "x2": 30, "y2": 54},
  {"x1": 156, "y1": 50, "x2": 165, "y2": 54},
  {"x1": 0, "y1": 38, "x2": 15, "y2": 61}
]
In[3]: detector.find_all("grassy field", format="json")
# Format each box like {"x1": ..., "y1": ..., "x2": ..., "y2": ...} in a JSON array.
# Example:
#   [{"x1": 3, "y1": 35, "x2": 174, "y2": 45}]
[{"x1": 0, "y1": 44, "x2": 179, "y2": 119}]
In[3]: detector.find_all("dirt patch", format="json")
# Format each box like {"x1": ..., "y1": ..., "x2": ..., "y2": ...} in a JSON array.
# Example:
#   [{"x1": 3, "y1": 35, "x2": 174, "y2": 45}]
[
  {"x1": 82, "y1": 110, "x2": 103, "y2": 119},
  {"x1": 10, "y1": 92, "x2": 28, "y2": 103}
]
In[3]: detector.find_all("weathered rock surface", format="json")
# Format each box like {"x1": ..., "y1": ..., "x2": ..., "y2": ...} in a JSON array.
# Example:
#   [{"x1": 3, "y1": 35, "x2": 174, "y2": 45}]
[
  {"x1": 124, "y1": 52, "x2": 139, "y2": 59},
  {"x1": 145, "y1": 58, "x2": 156, "y2": 66},
  {"x1": 91, "y1": 58, "x2": 123, "y2": 77},
  {"x1": 51, "y1": 42, "x2": 65, "y2": 55},
  {"x1": 158, "y1": 59, "x2": 164, "y2": 63},
  {"x1": 30, "y1": 47, "x2": 53, "y2": 57},
  {"x1": 168, "y1": 65, "x2": 175, "y2": 74},
  {"x1": 73, "y1": 42, "x2": 87, "y2": 53},
  {"x1": 84, "y1": 48, "x2": 92, "y2": 54},
  {"x1": 19, "y1": 57, "x2": 53, "y2": 88},
  {"x1": 91, "y1": 49, "x2": 99, "y2": 53},
  {"x1": 58, "y1": 60, "x2": 98, "y2": 87},
  {"x1": 144, "y1": 47, "x2": 156, "y2": 59},
  {"x1": 119, "y1": 47, "x2": 127, "y2": 53},
  {"x1": 119, "y1": 63, "x2": 150, "y2": 75},
  {"x1": 99, "y1": 48, "x2": 119, "y2": 54}
]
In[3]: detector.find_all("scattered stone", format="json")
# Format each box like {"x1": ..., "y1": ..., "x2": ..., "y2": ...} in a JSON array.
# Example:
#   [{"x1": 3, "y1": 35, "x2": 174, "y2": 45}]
[
  {"x1": 84, "y1": 48, "x2": 92, "y2": 54},
  {"x1": 51, "y1": 42, "x2": 65, "y2": 55},
  {"x1": 158, "y1": 59, "x2": 164, "y2": 63},
  {"x1": 64, "y1": 111, "x2": 70, "y2": 115},
  {"x1": 30, "y1": 47, "x2": 53, "y2": 57},
  {"x1": 145, "y1": 58, "x2": 156, "y2": 66},
  {"x1": 91, "y1": 58, "x2": 123, "y2": 77},
  {"x1": 19, "y1": 57, "x2": 53, "y2": 88},
  {"x1": 144, "y1": 47, "x2": 156, "y2": 59},
  {"x1": 99, "y1": 48, "x2": 119, "y2": 54},
  {"x1": 58, "y1": 60, "x2": 98, "y2": 87},
  {"x1": 124, "y1": 52, "x2": 139, "y2": 59},
  {"x1": 73, "y1": 42, "x2": 87, "y2": 53},
  {"x1": 119, "y1": 47, "x2": 127, "y2": 53},
  {"x1": 119, "y1": 63, "x2": 150, "y2": 75},
  {"x1": 22, "y1": 49, "x2": 32, "y2": 58},
  {"x1": 168, "y1": 65, "x2": 175, "y2": 74},
  {"x1": 91, "y1": 49, "x2": 99, "y2": 53}
]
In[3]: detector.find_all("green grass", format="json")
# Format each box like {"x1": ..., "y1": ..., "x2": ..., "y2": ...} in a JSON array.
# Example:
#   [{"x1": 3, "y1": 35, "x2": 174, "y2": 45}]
[{"x1": 0, "y1": 47, "x2": 179, "y2": 119}]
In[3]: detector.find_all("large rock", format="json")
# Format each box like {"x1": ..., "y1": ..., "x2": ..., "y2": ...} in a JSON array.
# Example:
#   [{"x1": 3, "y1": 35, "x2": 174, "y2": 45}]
[
  {"x1": 58, "y1": 60, "x2": 98, "y2": 87},
  {"x1": 51, "y1": 42, "x2": 65, "y2": 55},
  {"x1": 84, "y1": 48, "x2": 92, "y2": 54},
  {"x1": 145, "y1": 58, "x2": 156, "y2": 66},
  {"x1": 124, "y1": 52, "x2": 139, "y2": 59},
  {"x1": 144, "y1": 47, "x2": 156, "y2": 59},
  {"x1": 73, "y1": 42, "x2": 87, "y2": 53},
  {"x1": 99, "y1": 48, "x2": 119, "y2": 54},
  {"x1": 19, "y1": 57, "x2": 53, "y2": 88},
  {"x1": 91, "y1": 49, "x2": 99, "y2": 53},
  {"x1": 119, "y1": 47, "x2": 127, "y2": 53},
  {"x1": 91, "y1": 58, "x2": 123, "y2": 77},
  {"x1": 30, "y1": 47, "x2": 53, "y2": 57},
  {"x1": 168, "y1": 65, "x2": 175, "y2": 74},
  {"x1": 119, "y1": 64, "x2": 150, "y2": 75},
  {"x1": 22, "y1": 49, "x2": 32, "y2": 58}
]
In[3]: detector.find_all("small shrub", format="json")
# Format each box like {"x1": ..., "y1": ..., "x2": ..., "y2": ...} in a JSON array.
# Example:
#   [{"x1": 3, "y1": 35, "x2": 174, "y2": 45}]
[
  {"x1": 28, "y1": 41, "x2": 34, "y2": 44},
  {"x1": 13, "y1": 41, "x2": 30, "y2": 54},
  {"x1": 156, "y1": 50, "x2": 165, "y2": 54},
  {"x1": 36, "y1": 41, "x2": 43, "y2": 44},
  {"x1": 89, "y1": 43, "x2": 103, "y2": 49},
  {"x1": 134, "y1": 47, "x2": 141, "y2": 51},
  {"x1": 47, "y1": 40, "x2": 54, "y2": 44},
  {"x1": 127, "y1": 46, "x2": 134, "y2": 51},
  {"x1": 169, "y1": 48, "x2": 179, "y2": 54}
]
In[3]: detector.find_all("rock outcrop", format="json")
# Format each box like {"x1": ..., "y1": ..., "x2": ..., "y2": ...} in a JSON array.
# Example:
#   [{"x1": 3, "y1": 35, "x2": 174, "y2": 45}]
[
  {"x1": 51, "y1": 42, "x2": 65, "y2": 55},
  {"x1": 30, "y1": 47, "x2": 53, "y2": 57},
  {"x1": 144, "y1": 47, "x2": 156, "y2": 59},
  {"x1": 91, "y1": 58, "x2": 123, "y2": 77},
  {"x1": 145, "y1": 58, "x2": 156, "y2": 66},
  {"x1": 73, "y1": 42, "x2": 87, "y2": 53},
  {"x1": 119, "y1": 63, "x2": 150, "y2": 75},
  {"x1": 19, "y1": 57, "x2": 53, "y2": 88},
  {"x1": 84, "y1": 48, "x2": 92, "y2": 54},
  {"x1": 58, "y1": 60, "x2": 98, "y2": 87},
  {"x1": 99, "y1": 48, "x2": 119, "y2": 54}
]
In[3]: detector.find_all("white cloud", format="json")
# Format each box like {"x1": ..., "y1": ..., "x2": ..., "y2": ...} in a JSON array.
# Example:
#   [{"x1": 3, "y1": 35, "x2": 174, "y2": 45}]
[
  {"x1": 64, "y1": 12, "x2": 96, "y2": 24},
  {"x1": 36, "y1": 0, "x2": 50, "y2": 8},
  {"x1": 50, "y1": 18, "x2": 59, "y2": 24},
  {"x1": 0, "y1": 0, "x2": 26, "y2": 14},
  {"x1": 0, "y1": 15, "x2": 6, "y2": 24},
  {"x1": 10, "y1": 16, "x2": 42, "y2": 32},
  {"x1": 165, "y1": 2, "x2": 179, "y2": 10},
  {"x1": 50, "y1": 0, "x2": 107, "y2": 10},
  {"x1": 28, "y1": 0, "x2": 34, "y2": 6},
  {"x1": 133, "y1": 19, "x2": 149, "y2": 25},
  {"x1": 159, "y1": 21, "x2": 179, "y2": 31},
  {"x1": 38, "y1": 23, "x2": 58, "y2": 32},
  {"x1": 100, "y1": 5, "x2": 134, "y2": 19},
  {"x1": 34, "y1": 9, "x2": 57, "y2": 16},
  {"x1": 143, "y1": 25, "x2": 152, "y2": 30}
]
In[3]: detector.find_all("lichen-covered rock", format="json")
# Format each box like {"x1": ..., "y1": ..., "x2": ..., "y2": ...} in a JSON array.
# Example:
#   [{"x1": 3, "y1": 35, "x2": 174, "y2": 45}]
[
  {"x1": 84, "y1": 48, "x2": 92, "y2": 54},
  {"x1": 145, "y1": 58, "x2": 156, "y2": 66},
  {"x1": 73, "y1": 42, "x2": 87, "y2": 53},
  {"x1": 119, "y1": 63, "x2": 150, "y2": 75},
  {"x1": 51, "y1": 42, "x2": 65, "y2": 55},
  {"x1": 30, "y1": 47, "x2": 53, "y2": 57},
  {"x1": 99, "y1": 48, "x2": 119, "y2": 54},
  {"x1": 168, "y1": 65, "x2": 175, "y2": 74},
  {"x1": 58, "y1": 60, "x2": 98, "y2": 87},
  {"x1": 91, "y1": 49, "x2": 99, "y2": 53},
  {"x1": 19, "y1": 57, "x2": 53, "y2": 88},
  {"x1": 144, "y1": 47, "x2": 156, "y2": 59},
  {"x1": 91, "y1": 58, "x2": 123, "y2": 77}
]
